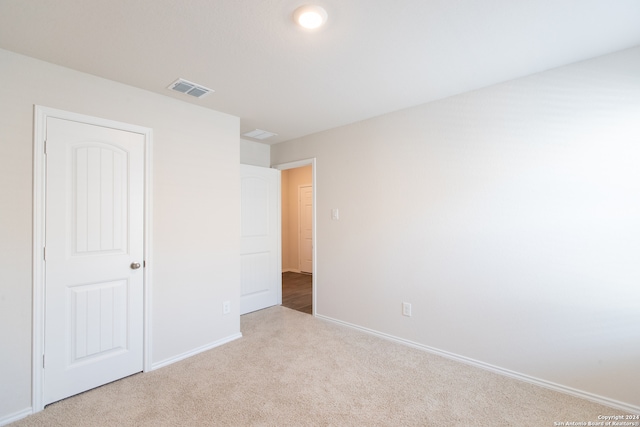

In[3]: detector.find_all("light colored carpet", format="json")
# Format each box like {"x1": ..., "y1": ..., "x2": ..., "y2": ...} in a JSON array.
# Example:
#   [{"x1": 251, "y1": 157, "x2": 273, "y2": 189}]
[{"x1": 12, "y1": 306, "x2": 621, "y2": 426}]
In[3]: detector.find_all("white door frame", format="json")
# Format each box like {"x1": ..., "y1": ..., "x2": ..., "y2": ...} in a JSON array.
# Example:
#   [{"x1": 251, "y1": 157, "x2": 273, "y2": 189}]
[
  {"x1": 32, "y1": 106, "x2": 153, "y2": 412},
  {"x1": 273, "y1": 158, "x2": 316, "y2": 316}
]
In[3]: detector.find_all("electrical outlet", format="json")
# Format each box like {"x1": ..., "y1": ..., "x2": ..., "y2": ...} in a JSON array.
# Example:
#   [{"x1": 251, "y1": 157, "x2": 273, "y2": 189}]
[
  {"x1": 223, "y1": 301, "x2": 231, "y2": 315},
  {"x1": 402, "y1": 302, "x2": 412, "y2": 317}
]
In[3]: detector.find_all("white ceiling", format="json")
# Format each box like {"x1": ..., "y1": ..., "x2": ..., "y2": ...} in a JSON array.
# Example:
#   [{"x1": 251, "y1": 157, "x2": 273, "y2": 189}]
[{"x1": 1, "y1": 0, "x2": 640, "y2": 144}]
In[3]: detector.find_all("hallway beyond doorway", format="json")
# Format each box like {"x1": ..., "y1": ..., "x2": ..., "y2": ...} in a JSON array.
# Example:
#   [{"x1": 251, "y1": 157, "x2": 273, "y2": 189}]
[{"x1": 282, "y1": 272, "x2": 312, "y2": 314}]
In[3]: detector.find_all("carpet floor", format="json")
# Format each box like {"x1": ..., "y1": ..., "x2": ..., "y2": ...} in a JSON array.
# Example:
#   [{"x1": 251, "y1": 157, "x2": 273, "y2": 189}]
[{"x1": 11, "y1": 306, "x2": 622, "y2": 426}]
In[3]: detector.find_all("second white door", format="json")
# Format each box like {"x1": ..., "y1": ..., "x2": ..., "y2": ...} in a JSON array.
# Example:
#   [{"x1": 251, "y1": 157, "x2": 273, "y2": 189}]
[
  {"x1": 299, "y1": 185, "x2": 313, "y2": 273},
  {"x1": 240, "y1": 164, "x2": 281, "y2": 314}
]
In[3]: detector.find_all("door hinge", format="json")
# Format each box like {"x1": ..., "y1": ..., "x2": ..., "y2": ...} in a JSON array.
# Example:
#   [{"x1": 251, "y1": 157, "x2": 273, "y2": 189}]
[
  {"x1": 42, "y1": 354, "x2": 45, "y2": 369},
  {"x1": 44, "y1": 140, "x2": 47, "y2": 154},
  {"x1": 143, "y1": 260, "x2": 146, "y2": 268},
  {"x1": 43, "y1": 247, "x2": 46, "y2": 261}
]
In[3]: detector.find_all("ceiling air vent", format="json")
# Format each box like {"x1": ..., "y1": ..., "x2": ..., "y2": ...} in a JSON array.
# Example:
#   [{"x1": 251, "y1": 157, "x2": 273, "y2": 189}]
[
  {"x1": 167, "y1": 78, "x2": 213, "y2": 98},
  {"x1": 242, "y1": 129, "x2": 278, "y2": 140}
]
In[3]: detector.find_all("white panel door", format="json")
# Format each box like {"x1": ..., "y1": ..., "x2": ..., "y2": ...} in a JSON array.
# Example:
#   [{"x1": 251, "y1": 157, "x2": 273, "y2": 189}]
[
  {"x1": 240, "y1": 164, "x2": 281, "y2": 315},
  {"x1": 44, "y1": 117, "x2": 144, "y2": 405},
  {"x1": 299, "y1": 185, "x2": 313, "y2": 273}
]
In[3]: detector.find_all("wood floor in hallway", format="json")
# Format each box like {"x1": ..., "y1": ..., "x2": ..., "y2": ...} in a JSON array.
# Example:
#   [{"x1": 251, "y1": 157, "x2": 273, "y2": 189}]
[{"x1": 281, "y1": 272, "x2": 312, "y2": 314}]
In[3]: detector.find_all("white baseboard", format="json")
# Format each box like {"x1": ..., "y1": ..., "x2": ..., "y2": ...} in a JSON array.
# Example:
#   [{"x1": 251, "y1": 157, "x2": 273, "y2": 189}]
[
  {"x1": 0, "y1": 407, "x2": 32, "y2": 426},
  {"x1": 315, "y1": 314, "x2": 640, "y2": 415},
  {"x1": 282, "y1": 269, "x2": 312, "y2": 275},
  {"x1": 150, "y1": 332, "x2": 242, "y2": 371}
]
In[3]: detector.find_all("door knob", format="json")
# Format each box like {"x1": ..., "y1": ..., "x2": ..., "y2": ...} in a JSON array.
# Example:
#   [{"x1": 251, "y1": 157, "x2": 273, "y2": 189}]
[{"x1": 130, "y1": 262, "x2": 141, "y2": 270}]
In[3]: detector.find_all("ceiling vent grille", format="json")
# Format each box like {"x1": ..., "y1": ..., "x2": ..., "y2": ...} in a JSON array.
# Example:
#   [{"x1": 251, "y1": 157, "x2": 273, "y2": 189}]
[
  {"x1": 242, "y1": 129, "x2": 278, "y2": 140},
  {"x1": 168, "y1": 78, "x2": 213, "y2": 98}
]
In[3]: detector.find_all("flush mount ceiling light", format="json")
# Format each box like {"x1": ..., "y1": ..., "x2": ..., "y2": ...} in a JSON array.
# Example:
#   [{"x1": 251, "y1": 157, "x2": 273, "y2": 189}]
[{"x1": 293, "y1": 5, "x2": 328, "y2": 29}]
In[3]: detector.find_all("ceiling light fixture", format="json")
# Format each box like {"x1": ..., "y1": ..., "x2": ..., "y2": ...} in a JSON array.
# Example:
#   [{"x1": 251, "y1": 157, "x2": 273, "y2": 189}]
[{"x1": 293, "y1": 5, "x2": 328, "y2": 30}]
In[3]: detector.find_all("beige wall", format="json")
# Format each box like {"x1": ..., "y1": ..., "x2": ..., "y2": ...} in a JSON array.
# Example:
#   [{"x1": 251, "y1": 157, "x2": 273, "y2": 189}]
[
  {"x1": 240, "y1": 138, "x2": 270, "y2": 167},
  {"x1": 272, "y1": 47, "x2": 640, "y2": 410},
  {"x1": 281, "y1": 166, "x2": 312, "y2": 271},
  {"x1": 0, "y1": 49, "x2": 241, "y2": 420}
]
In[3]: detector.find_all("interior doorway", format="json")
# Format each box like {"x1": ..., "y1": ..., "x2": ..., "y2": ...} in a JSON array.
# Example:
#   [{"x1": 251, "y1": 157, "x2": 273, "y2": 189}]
[
  {"x1": 274, "y1": 159, "x2": 315, "y2": 316},
  {"x1": 281, "y1": 165, "x2": 312, "y2": 274}
]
